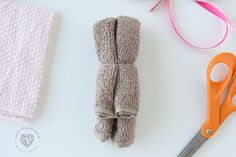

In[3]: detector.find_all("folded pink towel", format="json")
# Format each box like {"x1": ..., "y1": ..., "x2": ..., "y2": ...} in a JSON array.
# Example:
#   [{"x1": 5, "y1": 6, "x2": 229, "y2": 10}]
[{"x1": 0, "y1": 0, "x2": 55, "y2": 123}]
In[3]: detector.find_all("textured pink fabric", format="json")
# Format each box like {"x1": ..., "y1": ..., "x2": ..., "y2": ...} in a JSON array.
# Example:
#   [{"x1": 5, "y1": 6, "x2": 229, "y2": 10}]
[{"x1": 0, "y1": 0, "x2": 55, "y2": 123}]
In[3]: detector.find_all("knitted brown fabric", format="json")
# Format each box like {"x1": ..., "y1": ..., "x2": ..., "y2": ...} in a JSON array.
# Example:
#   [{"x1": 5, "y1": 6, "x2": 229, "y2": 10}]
[
  {"x1": 94, "y1": 18, "x2": 117, "y2": 117},
  {"x1": 112, "y1": 16, "x2": 140, "y2": 147},
  {"x1": 112, "y1": 118, "x2": 136, "y2": 148},
  {"x1": 94, "y1": 18, "x2": 117, "y2": 141},
  {"x1": 114, "y1": 16, "x2": 140, "y2": 116},
  {"x1": 93, "y1": 16, "x2": 140, "y2": 147},
  {"x1": 95, "y1": 116, "x2": 114, "y2": 142}
]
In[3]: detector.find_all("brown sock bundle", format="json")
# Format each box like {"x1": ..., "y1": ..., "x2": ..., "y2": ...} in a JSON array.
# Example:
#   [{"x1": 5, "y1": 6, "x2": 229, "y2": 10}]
[{"x1": 93, "y1": 16, "x2": 140, "y2": 148}]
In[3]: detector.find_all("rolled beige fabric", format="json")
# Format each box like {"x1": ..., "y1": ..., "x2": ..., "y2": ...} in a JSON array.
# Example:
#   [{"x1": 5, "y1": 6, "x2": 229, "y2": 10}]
[
  {"x1": 114, "y1": 16, "x2": 140, "y2": 117},
  {"x1": 112, "y1": 117, "x2": 136, "y2": 148},
  {"x1": 93, "y1": 16, "x2": 141, "y2": 147},
  {"x1": 116, "y1": 16, "x2": 140, "y2": 64},
  {"x1": 114, "y1": 64, "x2": 139, "y2": 117},
  {"x1": 111, "y1": 16, "x2": 140, "y2": 148},
  {"x1": 95, "y1": 116, "x2": 115, "y2": 142},
  {"x1": 94, "y1": 17, "x2": 117, "y2": 118},
  {"x1": 94, "y1": 18, "x2": 117, "y2": 141}
]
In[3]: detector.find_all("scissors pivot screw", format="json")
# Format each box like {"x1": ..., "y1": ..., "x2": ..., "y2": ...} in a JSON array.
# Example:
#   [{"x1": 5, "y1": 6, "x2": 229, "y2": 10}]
[{"x1": 206, "y1": 129, "x2": 212, "y2": 135}]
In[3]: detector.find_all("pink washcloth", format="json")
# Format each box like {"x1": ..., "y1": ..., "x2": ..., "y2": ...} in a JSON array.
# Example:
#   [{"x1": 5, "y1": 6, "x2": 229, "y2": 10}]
[{"x1": 0, "y1": 0, "x2": 55, "y2": 123}]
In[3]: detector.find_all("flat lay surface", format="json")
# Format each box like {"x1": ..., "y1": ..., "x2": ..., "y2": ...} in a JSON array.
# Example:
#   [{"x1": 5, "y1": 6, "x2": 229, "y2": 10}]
[{"x1": 0, "y1": 0, "x2": 236, "y2": 157}]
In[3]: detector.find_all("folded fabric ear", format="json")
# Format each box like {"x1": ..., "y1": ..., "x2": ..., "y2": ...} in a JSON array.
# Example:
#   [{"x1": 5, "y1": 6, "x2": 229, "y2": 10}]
[{"x1": 0, "y1": 0, "x2": 55, "y2": 123}]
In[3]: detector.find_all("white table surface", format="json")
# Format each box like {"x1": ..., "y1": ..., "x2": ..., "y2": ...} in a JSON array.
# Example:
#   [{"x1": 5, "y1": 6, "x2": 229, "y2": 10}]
[{"x1": 1, "y1": 0, "x2": 236, "y2": 156}]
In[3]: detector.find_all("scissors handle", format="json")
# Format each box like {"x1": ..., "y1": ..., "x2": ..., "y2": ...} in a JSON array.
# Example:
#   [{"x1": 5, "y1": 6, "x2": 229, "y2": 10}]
[
  {"x1": 202, "y1": 52, "x2": 236, "y2": 138},
  {"x1": 220, "y1": 78, "x2": 236, "y2": 123}
]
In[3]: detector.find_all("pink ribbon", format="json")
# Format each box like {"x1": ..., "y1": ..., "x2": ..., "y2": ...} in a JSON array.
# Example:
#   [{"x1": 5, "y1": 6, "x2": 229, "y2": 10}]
[{"x1": 150, "y1": 0, "x2": 235, "y2": 49}]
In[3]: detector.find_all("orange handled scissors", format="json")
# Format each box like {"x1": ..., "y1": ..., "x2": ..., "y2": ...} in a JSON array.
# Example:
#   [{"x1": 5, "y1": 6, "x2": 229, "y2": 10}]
[{"x1": 178, "y1": 52, "x2": 236, "y2": 157}]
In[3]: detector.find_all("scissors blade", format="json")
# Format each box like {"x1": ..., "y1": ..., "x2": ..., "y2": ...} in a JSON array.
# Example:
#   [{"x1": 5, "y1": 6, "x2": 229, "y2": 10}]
[{"x1": 178, "y1": 129, "x2": 208, "y2": 157}]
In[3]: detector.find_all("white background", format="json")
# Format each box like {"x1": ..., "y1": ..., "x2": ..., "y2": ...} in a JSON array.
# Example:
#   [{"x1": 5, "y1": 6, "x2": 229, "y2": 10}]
[{"x1": 1, "y1": 0, "x2": 236, "y2": 157}]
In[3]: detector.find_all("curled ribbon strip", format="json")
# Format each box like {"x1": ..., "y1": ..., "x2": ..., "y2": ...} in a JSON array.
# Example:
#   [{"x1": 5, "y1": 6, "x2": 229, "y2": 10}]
[{"x1": 150, "y1": 0, "x2": 235, "y2": 49}]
